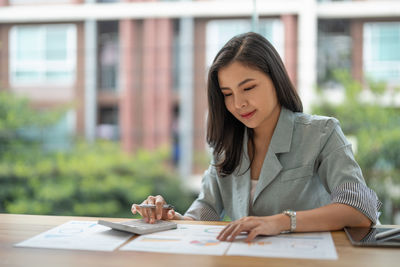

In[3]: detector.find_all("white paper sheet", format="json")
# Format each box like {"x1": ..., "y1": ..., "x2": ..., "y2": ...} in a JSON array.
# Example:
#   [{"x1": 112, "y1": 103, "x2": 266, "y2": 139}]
[
  {"x1": 14, "y1": 220, "x2": 133, "y2": 251},
  {"x1": 120, "y1": 224, "x2": 337, "y2": 260},
  {"x1": 120, "y1": 224, "x2": 231, "y2": 255},
  {"x1": 226, "y1": 232, "x2": 338, "y2": 260}
]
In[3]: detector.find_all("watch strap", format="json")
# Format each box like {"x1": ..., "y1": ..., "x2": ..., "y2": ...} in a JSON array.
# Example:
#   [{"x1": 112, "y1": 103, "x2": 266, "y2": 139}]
[{"x1": 282, "y1": 210, "x2": 296, "y2": 233}]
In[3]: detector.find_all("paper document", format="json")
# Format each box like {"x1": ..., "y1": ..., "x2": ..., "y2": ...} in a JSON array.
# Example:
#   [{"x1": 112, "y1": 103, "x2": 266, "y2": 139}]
[
  {"x1": 121, "y1": 224, "x2": 337, "y2": 260},
  {"x1": 15, "y1": 220, "x2": 133, "y2": 251},
  {"x1": 120, "y1": 224, "x2": 230, "y2": 255},
  {"x1": 227, "y1": 232, "x2": 338, "y2": 260}
]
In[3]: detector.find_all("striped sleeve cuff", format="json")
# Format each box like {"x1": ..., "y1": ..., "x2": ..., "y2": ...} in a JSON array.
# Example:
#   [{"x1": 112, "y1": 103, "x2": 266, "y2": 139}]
[
  {"x1": 183, "y1": 200, "x2": 221, "y2": 221},
  {"x1": 331, "y1": 182, "x2": 382, "y2": 225}
]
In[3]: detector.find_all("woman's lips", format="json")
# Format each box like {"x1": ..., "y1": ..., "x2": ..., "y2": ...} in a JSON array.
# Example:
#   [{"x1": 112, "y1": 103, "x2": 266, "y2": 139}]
[{"x1": 240, "y1": 110, "x2": 256, "y2": 119}]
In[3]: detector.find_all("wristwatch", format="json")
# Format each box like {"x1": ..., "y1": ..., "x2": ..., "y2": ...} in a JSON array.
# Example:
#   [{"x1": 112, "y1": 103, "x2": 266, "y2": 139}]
[{"x1": 282, "y1": 210, "x2": 296, "y2": 233}]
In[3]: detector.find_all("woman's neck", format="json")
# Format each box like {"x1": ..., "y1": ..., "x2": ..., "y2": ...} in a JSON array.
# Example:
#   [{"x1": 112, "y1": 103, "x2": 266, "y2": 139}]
[{"x1": 253, "y1": 105, "x2": 281, "y2": 150}]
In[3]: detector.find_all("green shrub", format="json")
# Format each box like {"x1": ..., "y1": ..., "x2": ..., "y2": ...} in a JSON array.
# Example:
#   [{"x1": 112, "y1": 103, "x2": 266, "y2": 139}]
[
  {"x1": 0, "y1": 141, "x2": 195, "y2": 218},
  {"x1": 0, "y1": 91, "x2": 64, "y2": 160},
  {"x1": 0, "y1": 91, "x2": 195, "y2": 218}
]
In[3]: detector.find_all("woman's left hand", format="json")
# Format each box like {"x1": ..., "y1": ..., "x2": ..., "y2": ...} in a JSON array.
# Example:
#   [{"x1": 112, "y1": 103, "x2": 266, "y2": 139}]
[{"x1": 217, "y1": 215, "x2": 287, "y2": 242}]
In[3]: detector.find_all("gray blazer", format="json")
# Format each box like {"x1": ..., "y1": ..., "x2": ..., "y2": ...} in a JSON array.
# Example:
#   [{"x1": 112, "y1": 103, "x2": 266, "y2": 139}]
[{"x1": 185, "y1": 107, "x2": 380, "y2": 223}]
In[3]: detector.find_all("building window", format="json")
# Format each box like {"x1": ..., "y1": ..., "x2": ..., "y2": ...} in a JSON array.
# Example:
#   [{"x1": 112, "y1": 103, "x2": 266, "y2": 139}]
[
  {"x1": 9, "y1": 24, "x2": 76, "y2": 85},
  {"x1": 9, "y1": 0, "x2": 71, "y2": 5},
  {"x1": 206, "y1": 19, "x2": 284, "y2": 67},
  {"x1": 317, "y1": 0, "x2": 351, "y2": 2},
  {"x1": 317, "y1": 20, "x2": 351, "y2": 86},
  {"x1": 98, "y1": 0, "x2": 120, "y2": 2},
  {"x1": 97, "y1": 106, "x2": 119, "y2": 140},
  {"x1": 98, "y1": 21, "x2": 119, "y2": 91},
  {"x1": 364, "y1": 22, "x2": 400, "y2": 83}
]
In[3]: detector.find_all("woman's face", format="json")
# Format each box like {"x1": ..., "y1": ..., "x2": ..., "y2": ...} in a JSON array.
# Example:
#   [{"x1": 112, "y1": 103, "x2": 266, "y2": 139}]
[{"x1": 218, "y1": 61, "x2": 281, "y2": 133}]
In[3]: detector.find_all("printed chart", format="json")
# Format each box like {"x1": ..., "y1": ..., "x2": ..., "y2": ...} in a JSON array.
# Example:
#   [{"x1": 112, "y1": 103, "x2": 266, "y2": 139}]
[
  {"x1": 15, "y1": 221, "x2": 132, "y2": 251},
  {"x1": 15, "y1": 221, "x2": 338, "y2": 259},
  {"x1": 227, "y1": 232, "x2": 338, "y2": 259},
  {"x1": 121, "y1": 224, "x2": 338, "y2": 260},
  {"x1": 120, "y1": 224, "x2": 230, "y2": 255}
]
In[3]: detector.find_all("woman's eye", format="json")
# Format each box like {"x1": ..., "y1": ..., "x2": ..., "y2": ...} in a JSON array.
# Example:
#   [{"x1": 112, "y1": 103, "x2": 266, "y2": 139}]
[
  {"x1": 244, "y1": 85, "x2": 256, "y2": 91},
  {"x1": 223, "y1": 93, "x2": 232, "y2": 97}
]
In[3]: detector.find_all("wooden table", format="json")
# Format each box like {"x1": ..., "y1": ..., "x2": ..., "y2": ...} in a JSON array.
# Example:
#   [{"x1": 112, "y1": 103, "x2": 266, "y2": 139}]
[{"x1": 1, "y1": 213, "x2": 399, "y2": 267}]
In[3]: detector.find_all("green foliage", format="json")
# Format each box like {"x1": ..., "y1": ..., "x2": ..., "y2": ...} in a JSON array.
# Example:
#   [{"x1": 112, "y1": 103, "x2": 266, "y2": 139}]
[
  {"x1": 0, "y1": 91, "x2": 65, "y2": 159},
  {"x1": 0, "y1": 92, "x2": 194, "y2": 218},
  {"x1": 312, "y1": 70, "x2": 400, "y2": 223},
  {"x1": 0, "y1": 141, "x2": 194, "y2": 218}
]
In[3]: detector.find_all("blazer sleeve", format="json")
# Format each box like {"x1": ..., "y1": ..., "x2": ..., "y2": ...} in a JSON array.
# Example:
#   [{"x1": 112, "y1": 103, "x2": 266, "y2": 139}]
[
  {"x1": 184, "y1": 161, "x2": 225, "y2": 221},
  {"x1": 317, "y1": 119, "x2": 382, "y2": 224}
]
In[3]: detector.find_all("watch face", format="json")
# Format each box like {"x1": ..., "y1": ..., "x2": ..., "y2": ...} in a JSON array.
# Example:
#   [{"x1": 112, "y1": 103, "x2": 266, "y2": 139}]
[{"x1": 284, "y1": 210, "x2": 294, "y2": 216}]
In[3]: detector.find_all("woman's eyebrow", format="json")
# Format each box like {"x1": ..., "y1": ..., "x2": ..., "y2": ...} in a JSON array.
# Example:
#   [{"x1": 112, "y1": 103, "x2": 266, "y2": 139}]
[
  {"x1": 237, "y1": 78, "x2": 255, "y2": 87},
  {"x1": 220, "y1": 78, "x2": 255, "y2": 90}
]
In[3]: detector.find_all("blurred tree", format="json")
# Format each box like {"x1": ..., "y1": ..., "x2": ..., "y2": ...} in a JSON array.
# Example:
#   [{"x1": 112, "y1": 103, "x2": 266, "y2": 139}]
[
  {"x1": 0, "y1": 141, "x2": 194, "y2": 218},
  {"x1": 0, "y1": 92, "x2": 63, "y2": 160},
  {"x1": 312, "y1": 70, "x2": 400, "y2": 224},
  {"x1": 0, "y1": 92, "x2": 194, "y2": 217}
]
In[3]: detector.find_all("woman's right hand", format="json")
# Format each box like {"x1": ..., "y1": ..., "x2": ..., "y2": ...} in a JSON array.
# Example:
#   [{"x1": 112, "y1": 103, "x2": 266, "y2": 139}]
[{"x1": 131, "y1": 195, "x2": 180, "y2": 223}]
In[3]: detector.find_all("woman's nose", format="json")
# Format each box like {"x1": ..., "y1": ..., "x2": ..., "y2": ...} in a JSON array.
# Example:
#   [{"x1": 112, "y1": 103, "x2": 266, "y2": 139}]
[{"x1": 234, "y1": 94, "x2": 247, "y2": 109}]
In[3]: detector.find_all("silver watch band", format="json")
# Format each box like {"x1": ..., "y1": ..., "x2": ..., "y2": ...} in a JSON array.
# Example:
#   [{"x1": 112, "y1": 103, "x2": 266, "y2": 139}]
[{"x1": 282, "y1": 210, "x2": 296, "y2": 233}]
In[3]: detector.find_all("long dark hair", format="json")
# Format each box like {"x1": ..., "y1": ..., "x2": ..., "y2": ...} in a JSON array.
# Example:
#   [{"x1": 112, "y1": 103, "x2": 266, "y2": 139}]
[{"x1": 207, "y1": 32, "x2": 302, "y2": 177}]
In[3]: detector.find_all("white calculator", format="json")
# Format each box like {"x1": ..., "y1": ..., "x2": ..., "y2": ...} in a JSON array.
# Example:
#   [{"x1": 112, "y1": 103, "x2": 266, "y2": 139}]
[{"x1": 98, "y1": 219, "x2": 177, "y2": 235}]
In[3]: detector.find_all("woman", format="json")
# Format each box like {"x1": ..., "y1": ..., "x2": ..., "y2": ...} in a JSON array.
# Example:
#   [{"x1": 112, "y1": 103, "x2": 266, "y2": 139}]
[{"x1": 131, "y1": 32, "x2": 381, "y2": 242}]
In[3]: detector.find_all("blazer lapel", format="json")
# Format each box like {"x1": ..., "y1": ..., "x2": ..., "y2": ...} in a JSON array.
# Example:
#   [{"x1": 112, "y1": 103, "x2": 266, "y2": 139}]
[
  {"x1": 231, "y1": 129, "x2": 251, "y2": 218},
  {"x1": 252, "y1": 107, "x2": 295, "y2": 205},
  {"x1": 252, "y1": 150, "x2": 282, "y2": 205}
]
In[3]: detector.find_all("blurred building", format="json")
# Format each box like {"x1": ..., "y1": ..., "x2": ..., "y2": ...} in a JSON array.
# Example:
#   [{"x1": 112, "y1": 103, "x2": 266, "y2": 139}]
[{"x1": 0, "y1": 0, "x2": 399, "y2": 178}]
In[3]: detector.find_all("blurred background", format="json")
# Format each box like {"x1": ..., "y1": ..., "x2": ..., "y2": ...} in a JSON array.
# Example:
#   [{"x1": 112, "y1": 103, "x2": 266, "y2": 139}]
[{"x1": 0, "y1": 0, "x2": 399, "y2": 224}]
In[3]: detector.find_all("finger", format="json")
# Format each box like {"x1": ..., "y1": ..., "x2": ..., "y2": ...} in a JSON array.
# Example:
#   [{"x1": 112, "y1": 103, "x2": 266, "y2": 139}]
[
  {"x1": 167, "y1": 209, "x2": 175, "y2": 219},
  {"x1": 217, "y1": 223, "x2": 236, "y2": 241},
  {"x1": 141, "y1": 199, "x2": 151, "y2": 222},
  {"x1": 217, "y1": 221, "x2": 233, "y2": 239},
  {"x1": 217, "y1": 216, "x2": 248, "y2": 240},
  {"x1": 155, "y1": 195, "x2": 165, "y2": 220},
  {"x1": 246, "y1": 226, "x2": 262, "y2": 242},
  {"x1": 147, "y1": 196, "x2": 157, "y2": 223},
  {"x1": 131, "y1": 204, "x2": 136, "y2": 214},
  {"x1": 217, "y1": 223, "x2": 231, "y2": 240},
  {"x1": 216, "y1": 224, "x2": 228, "y2": 240},
  {"x1": 131, "y1": 204, "x2": 142, "y2": 216},
  {"x1": 227, "y1": 223, "x2": 245, "y2": 242},
  {"x1": 220, "y1": 218, "x2": 259, "y2": 241}
]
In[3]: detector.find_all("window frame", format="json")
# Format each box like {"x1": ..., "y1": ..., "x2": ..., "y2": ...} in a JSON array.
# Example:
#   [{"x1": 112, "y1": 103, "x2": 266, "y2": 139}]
[
  {"x1": 205, "y1": 18, "x2": 285, "y2": 68},
  {"x1": 363, "y1": 21, "x2": 400, "y2": 83},
  {"x1": 9, "y1": 24, "x2": 77, "y2": 86}
]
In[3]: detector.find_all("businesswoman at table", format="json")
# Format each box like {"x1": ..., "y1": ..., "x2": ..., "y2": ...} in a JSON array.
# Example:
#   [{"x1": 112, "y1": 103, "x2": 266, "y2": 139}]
[{"x1": 131, "y1": 32, "x2": 381, "y2": 242}]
